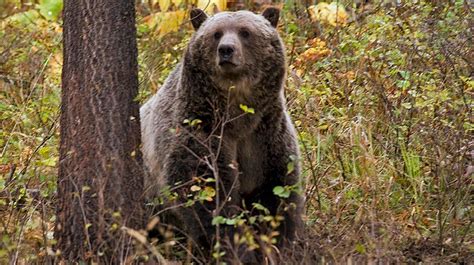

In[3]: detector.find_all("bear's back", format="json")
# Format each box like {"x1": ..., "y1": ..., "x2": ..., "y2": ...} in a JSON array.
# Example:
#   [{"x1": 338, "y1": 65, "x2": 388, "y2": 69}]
[{"x1": 140, "y1": 64, "x2": 182, "y2": 197}]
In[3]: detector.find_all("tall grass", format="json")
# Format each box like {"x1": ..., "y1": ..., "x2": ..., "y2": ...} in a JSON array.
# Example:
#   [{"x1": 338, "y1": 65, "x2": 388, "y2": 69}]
[{"x1": 1, "y1": 0, "x2": 472, "y2": 263}]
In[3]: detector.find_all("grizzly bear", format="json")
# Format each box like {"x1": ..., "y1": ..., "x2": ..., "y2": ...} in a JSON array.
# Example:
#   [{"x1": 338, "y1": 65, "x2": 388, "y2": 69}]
[{"x1": 140, "y1": 7, "x2": 303, "y2": 259}]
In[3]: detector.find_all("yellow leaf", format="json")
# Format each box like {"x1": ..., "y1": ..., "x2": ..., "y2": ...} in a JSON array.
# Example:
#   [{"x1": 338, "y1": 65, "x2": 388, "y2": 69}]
[
  {"x1": 159, "y1": 0, "x2": 171, "y2": 11},
  {"x1": 144, "y1": 11, "x2": 186, "y2": 37},
  {"x1": 308, "y1": 2, "x2": 348, "y2": 26},
  {"x1": 190, "y1": 185, "x2": 201, "y2": 192},
  {"x1": 196, "y1": 0, "x2": 226, "y2": 13},
  {"x1": 172, "y1": 0, "x2": 183, "y2": 7},
  {"x1": 203, "y1": 186, "x2": 216, "y2": 201},
  {"x1": 344, "y1": 70, "x2": 356, "y2": 81}
]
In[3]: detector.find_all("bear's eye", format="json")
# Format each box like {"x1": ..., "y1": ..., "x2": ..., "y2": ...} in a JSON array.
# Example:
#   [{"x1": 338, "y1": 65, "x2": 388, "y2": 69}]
[
  {"x1": 239, "y1": 28, "x2": 250, "y2": 38},
  {"x1": 213, "y1": 31, "x2": 223, "y2": 40}
]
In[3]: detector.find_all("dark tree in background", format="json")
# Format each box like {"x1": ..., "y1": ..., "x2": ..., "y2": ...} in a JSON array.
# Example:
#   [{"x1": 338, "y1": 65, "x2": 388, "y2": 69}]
[{"x1": 55, "y1": 0, "x2": 144, "y2": 262}]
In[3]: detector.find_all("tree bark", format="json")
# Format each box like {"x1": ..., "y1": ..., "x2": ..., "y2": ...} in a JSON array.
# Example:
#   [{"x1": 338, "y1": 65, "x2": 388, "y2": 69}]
[{"x1": 55, "y1": 0, "x2": 144, "y2": 262}]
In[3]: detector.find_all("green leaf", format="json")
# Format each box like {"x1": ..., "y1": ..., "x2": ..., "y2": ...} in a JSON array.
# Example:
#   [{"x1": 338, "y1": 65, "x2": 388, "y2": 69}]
[
  {"x1": 239, "y1": 104, "x2": 255, "y2": 114},
  {"x1": 273, "y1": 186, "x2": 291, "y2": 198},
  {"x1": 212, "y1": 250, "x2": 226, "y2": 259},
  {"x1": 355, "y1": 243, "x2": 366, "y2": 254},
  {"x1": 287, "y1": 161, "x2": 295, "y2": 174},
  {"x1": 398, "y1": 70, "x2": 409, "y2": 80},
  {"x1": 287, "y1": 22, "x2": 299, "y2": 34},
  {"x1": 38, "y1": 0, "x2": 63, "y2": 21},
  {"x1": 39, "y1": 157, "x2": 57, "y2": 167},
  {"x1": 183, "y1": 118, "x2": 202, "y2": 127},
  {"x1": 5, "y1": 10, "x2": 41, "y2": 25},
  {"x1": 273, "y1": 186, "x2": 284, "y2": 194},
  {"x1": 252, "y1": 203, "x2": 270, "y2": 214},
  {"x1": 185, "y1": 199, "x2": 195, "y2": 207},
  {"x1": 225, "y1": 218, "x2": 236, "y2": 225},
  {"x1": 249, "y1": 216, "x2": 257, "y2": 224},
  {"x1": 199, "y1": 186, "x2": 216, "y2": 201},
  {"x1": 287, "y1": 155, "x2": 297, "y2": 175},
  {"x1": 396, "y1": 79, "x2": 411, "y2": 89},
  {"x1": 212, "y1": 216, "x2": 226, "y2": 225}
]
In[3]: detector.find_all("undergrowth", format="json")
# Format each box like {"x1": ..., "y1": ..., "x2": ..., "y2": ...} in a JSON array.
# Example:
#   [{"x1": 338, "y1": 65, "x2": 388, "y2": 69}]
[{"x1": 1, "y1": 0, "x2": 472, "y2": 263}]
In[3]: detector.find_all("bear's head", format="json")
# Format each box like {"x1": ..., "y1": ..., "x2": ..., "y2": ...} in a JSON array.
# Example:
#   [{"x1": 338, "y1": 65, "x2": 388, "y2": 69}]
[{"x1": 185, "y1": 8, "x2": 285, "y2": 93}]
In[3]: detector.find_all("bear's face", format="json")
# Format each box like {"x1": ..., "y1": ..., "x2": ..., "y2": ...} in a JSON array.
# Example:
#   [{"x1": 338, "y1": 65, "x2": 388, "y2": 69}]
[{"x1": 187, "y1": 8, "x2": 285, "y2": 93}]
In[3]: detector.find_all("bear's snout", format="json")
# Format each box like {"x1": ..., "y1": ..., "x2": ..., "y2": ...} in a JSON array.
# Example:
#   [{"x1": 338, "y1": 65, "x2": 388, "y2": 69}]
[
  {"x1": 216, "y1": 33, "x2": 242, "y2": 70},
  {"x1": 218, "y1": 44, "x2": 234, "y2": 61}
]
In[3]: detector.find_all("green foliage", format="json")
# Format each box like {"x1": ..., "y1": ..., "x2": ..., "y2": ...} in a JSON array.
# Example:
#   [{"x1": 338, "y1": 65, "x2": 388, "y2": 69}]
[
  {"x1": 287, "y1": 0, "x2": 472, "y2": 262},
  {"x1": 239, "y1": 104, "x2": 255, "y2": 114},
  {"x1": 183, "y1": 118, "x2": 202, "y2": 127},
  {"x1": 273, "y1": 185, "x2": 291, "y2": 198},
  {"x1": 1, "y1": 1, "x2": 61, "y2": 262},
  {"x1": 38, "y1": 0, "x2": 63, "y2": 21},
  {"x1": 1, "y1": 0, "x2": 472, "y2": 263}
]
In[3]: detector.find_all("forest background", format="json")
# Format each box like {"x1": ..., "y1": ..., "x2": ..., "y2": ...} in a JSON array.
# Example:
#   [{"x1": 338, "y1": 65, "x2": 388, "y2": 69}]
[{"x1": 0, "y1": 0, "x2": 472, "y2": 263}]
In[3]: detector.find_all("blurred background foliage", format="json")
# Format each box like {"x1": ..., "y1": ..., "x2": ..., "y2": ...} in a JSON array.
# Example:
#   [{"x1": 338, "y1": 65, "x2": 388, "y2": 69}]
[{"x1": 0, "y1": 0, "x2": 472, "y2": 263}]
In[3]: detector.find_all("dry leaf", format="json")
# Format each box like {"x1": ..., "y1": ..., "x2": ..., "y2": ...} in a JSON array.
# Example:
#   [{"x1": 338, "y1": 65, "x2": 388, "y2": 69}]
[
  {"x1": 159, "y1": 0, "x2": 171, "y2": 11},
  {"x1": 196, "y1": 0, "x2": 226, "y2": 13},
  {"x1": 144, "y1": 10, "x2": 186, "y2": 37},
  {"x1": 308, "y1": 2, "x2": 348, "y2": 26}
]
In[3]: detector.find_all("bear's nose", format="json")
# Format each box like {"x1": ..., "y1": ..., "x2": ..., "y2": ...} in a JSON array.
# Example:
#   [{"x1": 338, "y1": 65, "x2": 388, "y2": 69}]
[{"x1": 218, "y1": 44, "x2": 234, "y2": 59}]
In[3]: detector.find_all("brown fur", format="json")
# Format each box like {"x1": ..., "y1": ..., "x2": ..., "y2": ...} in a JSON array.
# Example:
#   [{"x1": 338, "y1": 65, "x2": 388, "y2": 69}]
[{"x1": 141, "y1": 8, "x2": 304, "y2": 261}]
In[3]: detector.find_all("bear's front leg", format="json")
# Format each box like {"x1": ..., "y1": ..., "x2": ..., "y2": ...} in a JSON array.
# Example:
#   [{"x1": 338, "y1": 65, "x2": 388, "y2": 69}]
[
  {"x1": 258, "y1": 117, "x2": 304, "y2": 246},
  {"x1": 164, "y1": 135, "x2": 241, "y2": 254}
]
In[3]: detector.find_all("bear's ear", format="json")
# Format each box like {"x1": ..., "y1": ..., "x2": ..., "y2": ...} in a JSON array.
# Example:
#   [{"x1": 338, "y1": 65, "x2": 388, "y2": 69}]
[
  {"x1": 190, "y1": 8, "x2": 208, "y2": 30},
  {"x1": 262, "y1": 7, "x2": 280, "y2": 28}
]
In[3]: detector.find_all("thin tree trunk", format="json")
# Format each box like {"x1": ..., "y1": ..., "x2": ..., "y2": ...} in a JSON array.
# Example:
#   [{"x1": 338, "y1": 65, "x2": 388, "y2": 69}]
[{"x1": 55, "y1": 0, "x2": 144, "y2": 262}]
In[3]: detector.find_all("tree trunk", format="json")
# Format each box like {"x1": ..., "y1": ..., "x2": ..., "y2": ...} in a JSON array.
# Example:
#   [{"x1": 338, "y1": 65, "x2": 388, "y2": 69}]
[{"x1": 55, "y1": 0, "x2": 144, "y2": 262}]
